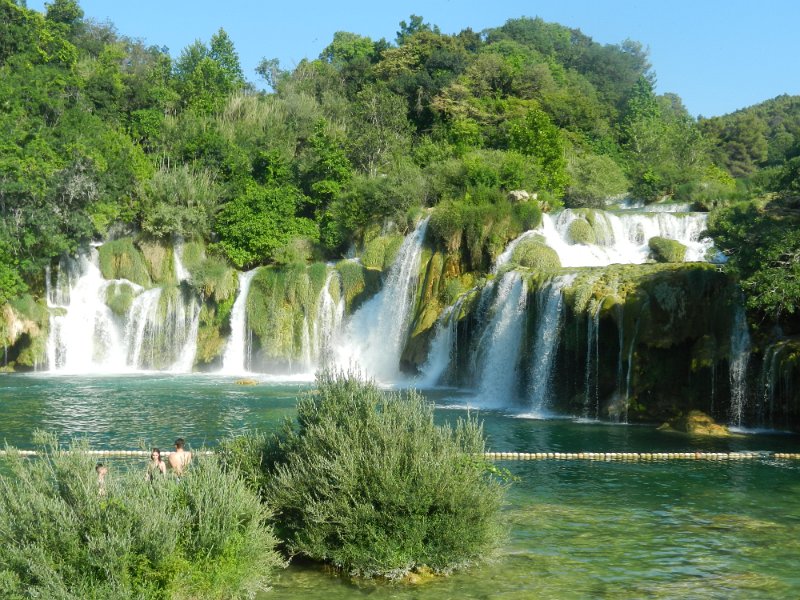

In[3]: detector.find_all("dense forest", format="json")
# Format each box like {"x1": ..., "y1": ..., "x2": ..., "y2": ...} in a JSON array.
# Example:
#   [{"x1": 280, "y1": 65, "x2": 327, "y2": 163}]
[{"x1": 1, "y1": 0, "x2": 798, "y2": 342}]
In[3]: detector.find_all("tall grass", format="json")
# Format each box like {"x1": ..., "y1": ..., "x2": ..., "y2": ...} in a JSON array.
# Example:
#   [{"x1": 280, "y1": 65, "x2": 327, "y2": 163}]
[{"x1": 0, "y1": 433, "x2": 284, "y2": 599}]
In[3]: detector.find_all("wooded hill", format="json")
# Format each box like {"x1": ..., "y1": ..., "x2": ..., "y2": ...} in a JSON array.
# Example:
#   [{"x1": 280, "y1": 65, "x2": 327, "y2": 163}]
[{"x1": 1, "y1": 0, "x2": 798, "y2": 330}]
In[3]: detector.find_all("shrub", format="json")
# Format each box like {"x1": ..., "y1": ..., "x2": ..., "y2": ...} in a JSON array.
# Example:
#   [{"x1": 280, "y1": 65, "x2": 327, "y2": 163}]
[
  {"x1": 649, "y1": 236, "x2": 687, "y2": 263},
  {"x1": 260, "y1": 371, "x2": 507, "y2": 579},
  {"x1": 0, "y1": 434, "x2": 284, "y2": 599}
]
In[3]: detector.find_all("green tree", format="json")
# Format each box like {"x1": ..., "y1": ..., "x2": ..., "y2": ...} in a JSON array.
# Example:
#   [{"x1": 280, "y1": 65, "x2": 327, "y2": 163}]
[{"x1": 508, "y1": 106, "x2": 568, "y2": 197}]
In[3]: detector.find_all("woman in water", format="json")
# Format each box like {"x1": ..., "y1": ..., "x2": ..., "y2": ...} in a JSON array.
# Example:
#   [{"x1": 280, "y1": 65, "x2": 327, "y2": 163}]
[{"x1": 146, "y1": 448, "x2": 167, "y2": 481}]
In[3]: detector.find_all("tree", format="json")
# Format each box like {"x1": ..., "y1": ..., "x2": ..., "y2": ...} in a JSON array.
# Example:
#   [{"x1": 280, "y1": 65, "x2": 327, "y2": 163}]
[{"x1": 508, "y1": 106, "x2": 568, "y2": 197}]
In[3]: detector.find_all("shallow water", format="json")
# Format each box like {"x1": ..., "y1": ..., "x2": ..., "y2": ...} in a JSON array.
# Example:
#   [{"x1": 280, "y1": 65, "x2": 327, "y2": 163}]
[{"x1": 2, "y1": 374, "x2": 799, "y2": 598}]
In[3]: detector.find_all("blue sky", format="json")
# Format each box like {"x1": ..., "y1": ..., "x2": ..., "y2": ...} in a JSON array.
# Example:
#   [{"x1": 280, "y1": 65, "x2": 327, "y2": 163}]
[{"x1": 27, "y1": 0, "x2": 800, "y2": 118}]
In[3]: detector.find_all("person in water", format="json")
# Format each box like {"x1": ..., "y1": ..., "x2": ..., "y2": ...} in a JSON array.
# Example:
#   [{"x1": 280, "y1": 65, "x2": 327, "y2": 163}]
[
  {"x1": 146, "y1": 448, "x2": 167, "y2": 481},
  {"x1": 168, "y1": 438, "x2": 192, "y2": 476}
]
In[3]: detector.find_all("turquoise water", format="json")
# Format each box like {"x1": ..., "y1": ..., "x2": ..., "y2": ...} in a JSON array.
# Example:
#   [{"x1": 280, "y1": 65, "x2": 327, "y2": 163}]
[{"x1": 2, "y1": 374, "x2": 800, "y2": 598}]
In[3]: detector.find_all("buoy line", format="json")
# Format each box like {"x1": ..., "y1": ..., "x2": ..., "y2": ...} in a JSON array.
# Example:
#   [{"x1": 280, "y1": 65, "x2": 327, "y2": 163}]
[
  {"x1": 482, "y1": 451, "x2": 800, "y2": 460},
  {"x1": 0, "y1": 450, "x2": 798, "y2": 460}
]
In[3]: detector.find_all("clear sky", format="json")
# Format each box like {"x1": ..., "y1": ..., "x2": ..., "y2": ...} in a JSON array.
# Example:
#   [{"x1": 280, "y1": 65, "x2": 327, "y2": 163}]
[{"x1": 27, "y1": 0, "x2": 800, "y2": 118}]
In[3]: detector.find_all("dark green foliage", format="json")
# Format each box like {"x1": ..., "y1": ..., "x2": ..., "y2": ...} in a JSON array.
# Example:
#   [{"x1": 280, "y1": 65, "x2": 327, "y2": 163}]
[
  {"x1": 0, "y1": 433, "x2": 284, "y2": 599},
  {"x1": 214, "y1": 182, "x2": 319, "y2": 268},
  {"x1": 261, "y1": 371, "x2": 507, "y2": 578},
  {"x1": 649, "y1": 236, "x2": 687, "y2": 263},
  {"x1": 709, "y1": 198, "x2": 800, "y2": 327}
]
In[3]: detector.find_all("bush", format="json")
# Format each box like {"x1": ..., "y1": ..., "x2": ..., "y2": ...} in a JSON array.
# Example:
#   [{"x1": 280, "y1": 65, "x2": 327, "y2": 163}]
[
  {"x1": 0, "y1": 434, "x2": 284, "y2": 599},
  {"x1": 259, "y1": 371, "x2": 507, "y2": 579},
  {"x1": 649, "y1": 236, "x2": 687, "y2": 263}
]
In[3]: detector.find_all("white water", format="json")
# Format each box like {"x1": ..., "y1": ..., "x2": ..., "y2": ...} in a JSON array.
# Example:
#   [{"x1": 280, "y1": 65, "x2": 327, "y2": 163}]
[
  {"x1": 728, "y1": 301, "x2": 751, "y2": 426},
  {"x1": 312, "y1": 270, "x2": 345, "y2": 370},
  {"x1": 493, "y1": 230, "x2": 537, "y2": 272},
  {"x1": 46, "y1": 252, "x2": 130, "y2": 373},
  {"x1": 417, "y1": 294, "x2": 468, "y2": 387},
  {"x1": 528, "y1": 274, "x2": 575, "y2": 413},
  {"x1": 173, "y1": 240, "x2": 190, "y2": 282},
  {"x1": 335, "y1": 217, "x2": 430, "y2": 382},
  {"x1": 475, "y1": 271, "x2": 528, "y2": 404},
  {"x1": 535, "y1": 209, "x2": 713, "y2": 267},
  {"x1": 220, "y1": 268, "x2": 258, "y2": 374},
  {"x1": 45, "y1": 250, "x2": 203, "y2": 373}
]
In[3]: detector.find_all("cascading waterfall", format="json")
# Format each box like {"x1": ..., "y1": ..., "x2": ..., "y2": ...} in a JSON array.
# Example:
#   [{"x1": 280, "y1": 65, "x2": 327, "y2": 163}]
[
  {"x1": 417, "y1": 294, "x2": 467, "y2": 387},
  {"x1": 312, "y1": 270, "x2": 345, "y2": 370},
  {"x1": 46, "y1": 251, "x2": 129, "y2": 372},
  {"x1": 336, "y1": 217, "x2": 430, "y2": 382},
  {"x1": 475, "y1": 271, "x2": 528, "y2": 404},
  {"x1": 527, "y1": 274, "x2": 575, "y2": 413},
  {"x1": 220, "y1": 268, "x2": 259, "y2": 374},
  {"x1": 125, "y1": 288, "x2": 163, "y2": 368},
  {"x1": 173, "y1": 240, "x2": 190, "y2": 282},
  {"x1": 45, "y1": 249, "x2": 201, "y2": 373},
  {"x1": 538, "y1": 209, "x2": 713, "y2": 267},
  {"x1": 582, "y1": 298, "x2": 604, "y2": 419},
  {"x1": 728, "y1": 301, "x2": 751, "y2": 426}
]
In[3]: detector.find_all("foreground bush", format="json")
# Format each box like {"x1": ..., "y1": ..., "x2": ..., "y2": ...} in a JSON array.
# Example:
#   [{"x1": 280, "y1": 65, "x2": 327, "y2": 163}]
[
  {"x1": 255, "y1": 371, "x2": 507, "y2": 579},
  {"x1": 0, "y1": 433, "x2": 284, "y2": 599}
]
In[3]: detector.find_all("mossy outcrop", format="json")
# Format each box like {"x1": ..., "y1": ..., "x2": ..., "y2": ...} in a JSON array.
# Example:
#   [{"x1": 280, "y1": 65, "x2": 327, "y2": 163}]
[
  {"x1": 567, "y1": 218, "x2": 596, "y2": 245},
  {"x1": 659, "y1": 410, "x2": 730, "y2": 436},
  {"x1": 649, "y1": 236, "x2": 687, "y2": 263},
  {"x1": 1, "y1": 297, "x2": 49, "y2": 370},
  {"x1": 97, "y1": 238, "x2": 152, "y2": 287},
  {"x1": 105, "y1": 282, "x2": 137, "y2": 316},
  {"x1": 512, "y1": 238, "x2": 561, "y2": 271}
]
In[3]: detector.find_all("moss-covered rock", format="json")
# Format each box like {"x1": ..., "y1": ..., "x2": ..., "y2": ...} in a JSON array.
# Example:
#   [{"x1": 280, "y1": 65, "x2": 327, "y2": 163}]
[
  {"x1": 567, "y1": 218, "x2": 596, "y2": 245},
  {"x1": 98, "y1": 238, "x2": 152, "y2": 287},
  {"x1": 659, "y1": 410, "x2": 730, "y2": 436},
  {"x1": 104, "y1": 282, "x2": 136, "y2": 316},
  {"x1": 139, "y1": 239, "x2": 176, "y2": 285},
  {"x1": 335, "y1": 260, "x2": 382, "y2": 313},
  {"x1": 649, "y1": 237, "x2": 687, "y2": 263},
  {"x1": 512, "y1": 238, "x2": 561, "y2": 272},
  {"x1": 360, "y1": 234, "x2": 404, "y2": 271},
  {"x1": 190, "y1": 257, "x2": 237, "y2": 303}
]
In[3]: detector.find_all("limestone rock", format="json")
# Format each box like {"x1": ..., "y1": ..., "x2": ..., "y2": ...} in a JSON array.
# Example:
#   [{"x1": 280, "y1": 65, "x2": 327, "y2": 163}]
[{"x1": 662, "y1": 410, "x2": 730, "y2": 436}]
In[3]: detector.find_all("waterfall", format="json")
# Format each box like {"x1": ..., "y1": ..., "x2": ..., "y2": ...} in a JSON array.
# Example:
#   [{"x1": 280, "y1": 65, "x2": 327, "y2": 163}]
[
  {"x1": 125, "y1": 288, "x2": 163, "y2": 368},
  {"x1": 336, "y1": 217, "x2": 429, "y2": 382},
  {"x1": 313, "y1": 270, "x2": 345, "y2": 370},
  {"x1": 46, "y1": 251, "x2": 129, "y2": 373},
  {"x1": 173, "y1": 239, "x2": 190, "y2": 282},
  {"x1": 417, "y1": 294, "x2": 467, "y2": 387},
  {"x1": 475, "y1": 271, "x2": 528, "y2": 404},
  {"x1": 728, "y1": 301, "x2": 751, "y2": 426},
  {"x1": 220, "y1": 268, "x2": 259, "y2": 374},
  {"x1": 538, "y1": 209, "x2": 713, "y2": 267},
  {"x1": 45, "y1": 249, "x2": 201, "y2": 373},
  {"x1": 172, "y1": 297, "x2": 200, "y2": 372},
  {"x1": 528, "y1": 274, "x2": 575, "y2": 413},
  {"x1": 582, "y1": 299, "x2": 603, "y2": 419}
]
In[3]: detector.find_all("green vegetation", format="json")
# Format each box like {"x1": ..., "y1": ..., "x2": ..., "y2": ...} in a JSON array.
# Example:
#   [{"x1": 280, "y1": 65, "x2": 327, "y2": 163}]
[
  {"x1": 567, "y1": 218, "x2": 596, "y2": 245},
  {"x1": 247, "y1": 371, "x2": 507, "y2": 579},
  {"x1": 649, "y1": 236, "x2": 687, "y2": 263},
  {"x1": 0, "y1": 432, "x2": 284, "y2": 599},
  {"x1": 513, "y1": 237, "x2": 561, "y2": 271}
]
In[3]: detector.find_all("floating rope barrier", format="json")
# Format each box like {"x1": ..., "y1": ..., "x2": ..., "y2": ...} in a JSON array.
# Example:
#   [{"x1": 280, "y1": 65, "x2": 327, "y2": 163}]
[
  {"x1": 0, "y1": 450, "x2": 798, "y2": 460},
  {"x1": 482, "y1": 451, "x2": 800, "y2": 461},
  {"x1": 0, "y1": 450, "x2": 214, "y2": 458}
]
